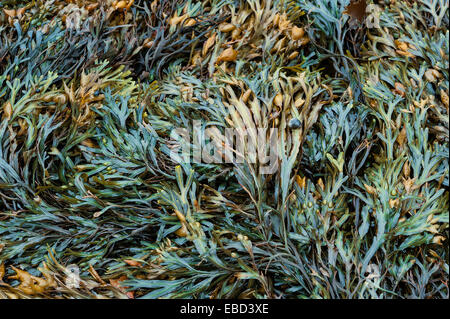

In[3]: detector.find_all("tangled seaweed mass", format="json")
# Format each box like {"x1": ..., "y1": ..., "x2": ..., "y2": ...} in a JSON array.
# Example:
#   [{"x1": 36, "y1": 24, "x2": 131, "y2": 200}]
[{"x1": 0, "y1": 0, "x2": 448, "y2": 299}]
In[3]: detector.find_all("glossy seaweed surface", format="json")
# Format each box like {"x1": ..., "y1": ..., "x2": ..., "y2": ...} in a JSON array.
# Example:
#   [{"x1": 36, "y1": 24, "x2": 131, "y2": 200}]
[{"x1": 0, "y1": 0, "x2": 448, "y2": 299}]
